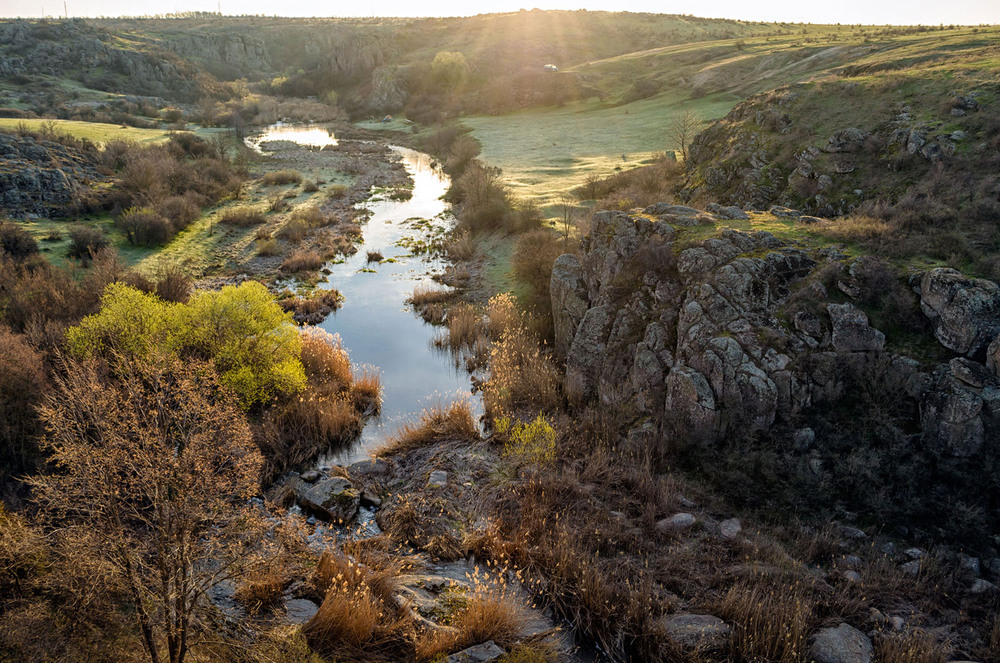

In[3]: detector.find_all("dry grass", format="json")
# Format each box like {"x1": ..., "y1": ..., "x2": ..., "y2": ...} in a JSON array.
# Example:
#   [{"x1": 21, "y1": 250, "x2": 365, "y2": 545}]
[
  {"x1": 256, "y1": 238, "x2": 280, "y2": 256},
  {"x1": 714, "y1": 579, "x2": 812, "y2": 663},
  {"x1": 376, "y1": 401, "x2": 479, "y2": 457},
  {"x1": 218, "y1": 206, "x2": 267, "y2": 227},
  {"x1": 300, "y1": 328, "x2": 352, "y2": 387},
  {"x1": 350, "y1": 369, "x2": 383, "y2": 415},
  {"x1": 482, "y1": 323, "x2": 560, "y2": 417},
  {"x1": 262, "y1": 169, "x2": 303, "y2": 186},
  {"x1": 446, "y1": 303, "x2": 480, "y2": 351},
  {"x1": 446, "y1": 230, "x2": 475, "y2": 261},
  {"x1": 367, "y1": 250, "x2": 384, "y2": 263},
  {"x1": 409, "y1": 284, "x2": 455, "y2": 307},
  {"x1": 281, "y1": 249, "x2": 324, "y2": 273},
  {"x1": 415, "y1": 571, "x2": 530, "y2": 661},
  {"x1": 235, "y1": 567, "x2": 285, "y2": 614},
  {"x1": 304, "y1": 549, "x2": 411, "y2": 662},
  {"x1": 328, "y1": 184, "x2": 348, "y2": 199},
  {"x1": 875, "y1": 628, "x2": 952, "y2": 663}
]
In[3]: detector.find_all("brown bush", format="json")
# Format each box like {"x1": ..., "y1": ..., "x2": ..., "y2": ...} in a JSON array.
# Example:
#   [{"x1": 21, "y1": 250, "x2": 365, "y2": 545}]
[
  {"x1": 300, "y1": 328, "x2": 352, "y2": 388},
  {"x1": 256, "y1": 238, "x2": 280, "y2": 256},
  {"x1": 156, "y1": 194, "x2": 201, "y2": 231},
  {"x1": 281, "y1": 249, "x2": 324, "y2": 273},
  {"x1": 0, "y1": 222, "x2": 38, "y2": 260},
  {"x1": 512, "y1": 229, "x2": 563, "y2": 310},
  {"x1": 116, "y1": 207, "x2": 174, "y2": 246},
  {"x1": 218, "y1": 206, "x2": 266, "y2": 227},
  {"x1": 0, "y1": 328, "x2": 47, "y2": 473},
  {"x1": 278, "y1": 217, "x2": 309, "y2": 242},
  {"x1": 446, "y1": 230, "x2": 475, "y2": 261},
  {"x1": 377, "y1": 400, "x2": 479, "y2": 457},
  {"x1": 262, "y1": 169, "x2": 303, "y2": 186},
  {"x1": 154, "y1": 264, "x2": 192, "y2": 304},
  {"x1": 67, "y1": 225, "x2": 109, "y2": 262}
]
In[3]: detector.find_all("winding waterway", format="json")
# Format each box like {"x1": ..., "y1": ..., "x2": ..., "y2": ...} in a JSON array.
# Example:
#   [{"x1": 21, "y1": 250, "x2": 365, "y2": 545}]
[{"x1": 249, "y1": 125, "x2": 480, "y2": 465}]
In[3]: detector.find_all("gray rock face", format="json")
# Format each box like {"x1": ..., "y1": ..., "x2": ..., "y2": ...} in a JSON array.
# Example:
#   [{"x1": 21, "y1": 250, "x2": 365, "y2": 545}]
[
  {"x1": 297, "y1": 477, "x2": 360, "y2": 523},
  {"x1": 810, "y1": 624, "x2": 874, "y2": 663},
  {"x1": 565, "y1": 305, "x2": 613, "y2": 404},
  {"x1": 919, "y1": 268, "x2": 1000, "y2": 356},
  {"x1": 551, "y1": 254, "x2": 590, "y2": 357},
  {"x1": 827, "y1": 303, "x2": 885, "y2": 353},
  {"x1": 0, "y1": 134, "x2": 104, "y2": 217},
  {"x1": 284, "y1": 598, "x2": 319, "y2": 624},
  {"x1": 661, "y1": 613, "x2": 731, "y2": 650},
  {"x1": 706, "y1": 203, "x2": 750, "y2": 220}
]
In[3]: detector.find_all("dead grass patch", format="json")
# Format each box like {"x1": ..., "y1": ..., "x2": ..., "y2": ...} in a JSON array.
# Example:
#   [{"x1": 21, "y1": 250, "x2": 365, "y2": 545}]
[
  {"x1": 262, "y1": 169, "x2": 303, "y2": 186},
  {"x1": 235, "y1": 567, "x2": 285, "y2": 614},
  {"x1": 409, "y1": 284, "x2": 455, "y2": 307},
  {"x1": 281, "y1": 249, "x2": 324, "y2": 273},
  {"x1": 376, "y1": 401, "x2": 479, "y2": 457},
  {"x1": 218, "y1": 206, "x2": 266, "y2": 227}
]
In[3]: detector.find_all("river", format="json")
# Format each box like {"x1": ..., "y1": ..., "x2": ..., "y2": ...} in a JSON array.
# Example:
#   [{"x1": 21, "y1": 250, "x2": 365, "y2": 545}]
[{"x1": 249, "y1": 125, "x2": 480, "y2": 466}]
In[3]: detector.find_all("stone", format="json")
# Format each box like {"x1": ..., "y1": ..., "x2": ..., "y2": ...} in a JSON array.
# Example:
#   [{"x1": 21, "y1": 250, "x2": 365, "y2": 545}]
[
  {"x1": 794, "y1": 312, "x2": 822, "y2": 338},
  {"x1": 550, "y1": 254, "x2": 590, "y2": 358},
  {"x1": 348, "y1": 458, "x2": 389, "y2": 477},
  {"x1": 298, "y1": 477, "x2": 360, "y2": 523},
  {"x1": 445, "y1": 641, "x2": 506, "y2": 663},
  {"x1": 839, "y1": 525, "x2": 867, "y2": 540},
  {"x1": 900, "y1": 560, "x2": 922, "y2": 577},
  {"x1": 664, "y1": 366, "x2": 718, "y2": 443},
  {"x1": 793, "y1": 428, "x2": 816, "y2": 451},
  {"x1": 427, "y1": 470, "x2": 448, "y2": 488},
  {"x1": 827, "y1": 303, "x2": 885, "y2": 353},
  {"x1": 284, "y1": 598, "x2": 319, "y2": 624},
  {"x1": 706, "y1": 203, "x2": 750, "y2": 220},
  {"x1": 950, "y1": 358, "x2": 995, "y2": 389},
  {"x1": 565, "y1": 305, "x2": 613, "y2": 404},
  {"x1": 769, "y1": 205, "x2": 803, "y2": 218},
  {"x1": 843, "y1": 570, "x2": 863, "y2": 584},
  {"x1": 919, "y1": 268, "x2": 1000, "y2": 356},
  {"x1": 798, "y1": 215, "x2": 823, "y2": 224},
  {"x1": 657, "y1": 513, "x2": 697, "y2": 534},
  {"x1": 904, "y1": 547, "x2": 926, "y2": 560},
  {"x1": 300, "y1": 470, "x2": 321, "y2": 483},
  {"x1": 970, "y1": 579, "x2": 998, "y2": 594},
  {"x1": 719, "y1": 518, "x2": 742, "y2": 539},
  {"x1": 921, "y1": 375, "x2": 986, "y2": 457},
  {"x1": 958, "y1": 554, "x2": 981, "y2": 577},
  {"x1": 360, "y1": 489, "x2": 382, "y2": 508},
  {"x1": 839, "y1": 555, "x2": 863, "y2": 570},
  {"x1": 660, "y1": 613, "x2": 731, "y2": 650},
  {"x1": 809, "y1": 623, "x2": 874, "y2": 663},
  {"x1": 986, "y1": 335, "x2": 1000, "y2": 379}
]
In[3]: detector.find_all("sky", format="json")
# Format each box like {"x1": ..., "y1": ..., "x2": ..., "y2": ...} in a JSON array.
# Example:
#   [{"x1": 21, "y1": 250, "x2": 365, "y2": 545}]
[{"x1": 1, "y1": 0, "x2": 998, "y2": 25}]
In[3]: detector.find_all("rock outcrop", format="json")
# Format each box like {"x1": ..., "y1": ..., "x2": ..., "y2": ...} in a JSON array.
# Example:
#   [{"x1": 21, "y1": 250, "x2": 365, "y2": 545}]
[
  {"x1": 0, "y1": 133, "x2": 105, "y2": 217},
  {"x1": 552, "y1": 206, "x2": 1000, "y2": 540}
]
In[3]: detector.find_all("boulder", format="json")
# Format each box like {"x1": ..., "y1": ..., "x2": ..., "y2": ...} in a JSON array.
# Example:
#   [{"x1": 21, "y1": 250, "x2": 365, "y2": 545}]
[
  {"x1": 297, "y1": 477, "x2": 360, "y2": 523},
  {"x1": 769, "y1": 205, "x2": 803, "y2": 218},
  {"x1": 706, "y1": 203, "x2": 750, "y2": 220},
  {"x1": 285, "y1": 598, "x2": 319, "y2": 624},
  {"x1": 565, "y1": 305, "x2": 613, "y2": 404},
  {"x1": 660, "y1": 613, "x2": 731, "y2": 650},
  {"x1": 809, "y1": 624, "x2": 874, "y2": 663},
  {"x1": 919, "y1": 268, "x2": 1000, "y2": 356},
  {"x1": 445, "y1": 641, "x2": 505, "y2": 663},
  {"x1": 348, "y1": 458, "x2": 389, "y2": 477},
  {"x1": 987, "y1": 334, "x2": 1000, "y2": 379},
  {"x1": 827, "y1": 303, "x2": 885, "y2": 353},
  {"x1": 657, "y1": 513, "x2": 697, "y2": 534},
  {"x1": 664, "y1": 366, "x2": 718, "y2": 443},
  {"x1": 921, "y1": 374, "x2": 986, "y2": 457},
  {"x1": 645, "y1": 203, "x2": 702, "y2": 217},
  {"x1": 719, "y1": 518, "x2": 742, "y2": 539}
]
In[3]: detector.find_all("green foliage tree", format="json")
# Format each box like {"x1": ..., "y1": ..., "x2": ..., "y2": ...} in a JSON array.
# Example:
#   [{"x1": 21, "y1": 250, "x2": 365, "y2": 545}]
[
  {"x1": 429, "y1": 50, "x2": 470, "y2": 93},
  {"x1": 67, "y1": 281, "x2": 305, "y2": 409}
]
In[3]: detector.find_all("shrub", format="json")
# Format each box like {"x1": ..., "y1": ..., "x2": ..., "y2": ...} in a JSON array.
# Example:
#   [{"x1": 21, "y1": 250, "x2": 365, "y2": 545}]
[
  {"x1": 0, "y1": 223, "x2": 38, "y2": 260},
  {"x1": 154, "y1": 264, "x2": 192, "y2": 304},
  {"x1": 328, "y1": 184, "x2": 348, "y2": 199},
  {"x1": 256, "y1": 238, "x2": 280, "y2": 256},
  {"x1": 302, "y1": 180, "x2": 319, "y2": 193},
  {"x1": 449, "y1": 162, "x2": 512, "y2": 232},
  {"x1": 262, "y1": 169, "x2": 303, "y2": 186},
  {"x1": 67, "y1": 225, "x2": 109, "y2": 262},
  {"x1": 0, "y1": 328, "x2": 47, "y2": 473},
  {"x1": 498, "y1": 413, "x2": 557, "y2": 466},
  {"x1": 279, "y1": 218, "x2": 310, "y2": 242},
  {"x1": 300, "y1": 328, "x2": 352, "y2": 388},
  {"x1": 281, "y1": 249, "x2": 324, "y2": 273},
  {"x1": 512, "y1": 229, "x2": 563, "y2": 310},
  {"x1": 714, "y1": 579, "x2": 812, "y2": 662},
  {"x1": 446, "y1": 230, "x2": 475, "y2": 261},
  {"x1": 219, "y1": 206, "x2": 266, "y2": 227},
  {"x1": 156, "y1": 194, "x2": 200, "y2": 231},
  {"x1": 116, "y1": 207, "x2": 174, "y2": 246}
]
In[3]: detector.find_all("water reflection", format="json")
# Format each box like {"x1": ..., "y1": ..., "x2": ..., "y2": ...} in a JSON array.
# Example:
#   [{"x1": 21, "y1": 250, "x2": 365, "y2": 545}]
[{"x1": 245, "y1": 122, "x2": 338, "y2": 152}]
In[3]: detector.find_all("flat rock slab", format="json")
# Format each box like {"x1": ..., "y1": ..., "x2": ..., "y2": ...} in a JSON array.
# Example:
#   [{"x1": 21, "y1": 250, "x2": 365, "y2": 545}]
[
  {"x1": 298, "y1": 477, "x2": 360, "y2": 523},
  {"x1": 446, "y1": 641, "x2": 506, "y2": 663},
  {"x1": 284, "y1": 598, "x2": 319, "y2": 624},
  {"x1": 810, "y1": 623, "x2": 874, "y2": 663},
  {"x1": 661, "y1": 613, "x2": 731, "y2": 650},
  {"x1": 428, "y1": 470, "x2": 448, "y2": 488}
]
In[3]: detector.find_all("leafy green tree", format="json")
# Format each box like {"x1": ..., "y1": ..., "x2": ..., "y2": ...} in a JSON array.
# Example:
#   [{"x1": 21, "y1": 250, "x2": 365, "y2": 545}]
[{"x1": 429, "y1": 50, "x2": 470, "y2": 93}]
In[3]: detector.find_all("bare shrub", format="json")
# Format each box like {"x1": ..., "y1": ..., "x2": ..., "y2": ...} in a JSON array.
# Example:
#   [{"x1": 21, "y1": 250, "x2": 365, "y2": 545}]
[
  {"x1": 328, "y1": 184, "x2": 349, "y2": 199},
  {"x1": 279, "y1": 217, "x2": 310, "y2": 243},
  {"x1": 351, "y1": 369, "x2": 382, "y2": 414},
  {"x1": 300, "y1": 328, "x2": 353, "y2": 388},
  {"x1": 116, "y1": 207, "x2": 173, "y2": 246},
  {"x1": 281, "y1": 249, "x2": 324, "y2": 273},
  {"x1": 302, "y1": 179, "x2": 319, "y2": 193},
  {"x1": 512, "y1": 229, "x2": 563, "y2": 310},
  {"x1": 156, "y1": 194, "x2": 200, "y2": 231},
  {"x1": 279, "y1": 290, "x2": 343, "y2": 325},
  {"x1": 445, "y1": 303, "x2": 480, "y2": 351},
  {"x1": 256, "y1": 238, "x2": 280, "y2": 256},
  {"x1": 154, "y1": 264, "x2": 192, "y2": 304},
  {"x1": 67, "y1": 225, "x2": 109, "y2": 263},
  {"x1": 0, "y1": 328, "x2": 47, "y2": 473},
  {"x1": 0, "y1": 222, "x2": 38, "y2": 260}
]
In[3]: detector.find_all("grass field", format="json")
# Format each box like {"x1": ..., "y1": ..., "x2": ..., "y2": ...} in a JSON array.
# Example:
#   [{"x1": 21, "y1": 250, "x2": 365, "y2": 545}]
[
  {"x1": 463, "y1": 92, "x2": 738, "y2": 207},
  {"x1": 0, "y1": 118, "x2": 176, "y2": 145}
]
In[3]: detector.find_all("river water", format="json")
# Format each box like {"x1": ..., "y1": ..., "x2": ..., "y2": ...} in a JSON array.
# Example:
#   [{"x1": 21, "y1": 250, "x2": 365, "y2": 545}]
[{"x1": 249, "y1": 126, "x2": 479, "y2": 465}]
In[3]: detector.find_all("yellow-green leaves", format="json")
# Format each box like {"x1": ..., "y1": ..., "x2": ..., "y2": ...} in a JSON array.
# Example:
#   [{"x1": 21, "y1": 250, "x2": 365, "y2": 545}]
[{"x1": 66, "y1": 281, "x2": 305, "y2": 409}]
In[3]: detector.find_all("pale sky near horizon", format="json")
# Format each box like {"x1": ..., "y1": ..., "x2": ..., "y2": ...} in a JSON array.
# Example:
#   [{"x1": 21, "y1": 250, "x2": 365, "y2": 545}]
[{"x1": 0, "y1": 0, "x2": 998, "y2": 25}]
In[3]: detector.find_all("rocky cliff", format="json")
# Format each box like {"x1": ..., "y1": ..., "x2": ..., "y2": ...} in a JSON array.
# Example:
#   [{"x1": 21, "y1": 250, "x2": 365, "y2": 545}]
[
  {"x1": 0, "y1": 133, "x2": 105, "y2": 217},
  {"x1": 553, "y1": 207, "x2": 1000, "y2": 543}
]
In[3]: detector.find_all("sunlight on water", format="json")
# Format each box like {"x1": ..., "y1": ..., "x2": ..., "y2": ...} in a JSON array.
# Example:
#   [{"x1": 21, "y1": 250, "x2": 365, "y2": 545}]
[{"x1": 245, "y1": 122, "x2": 338, "y2": 152}]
